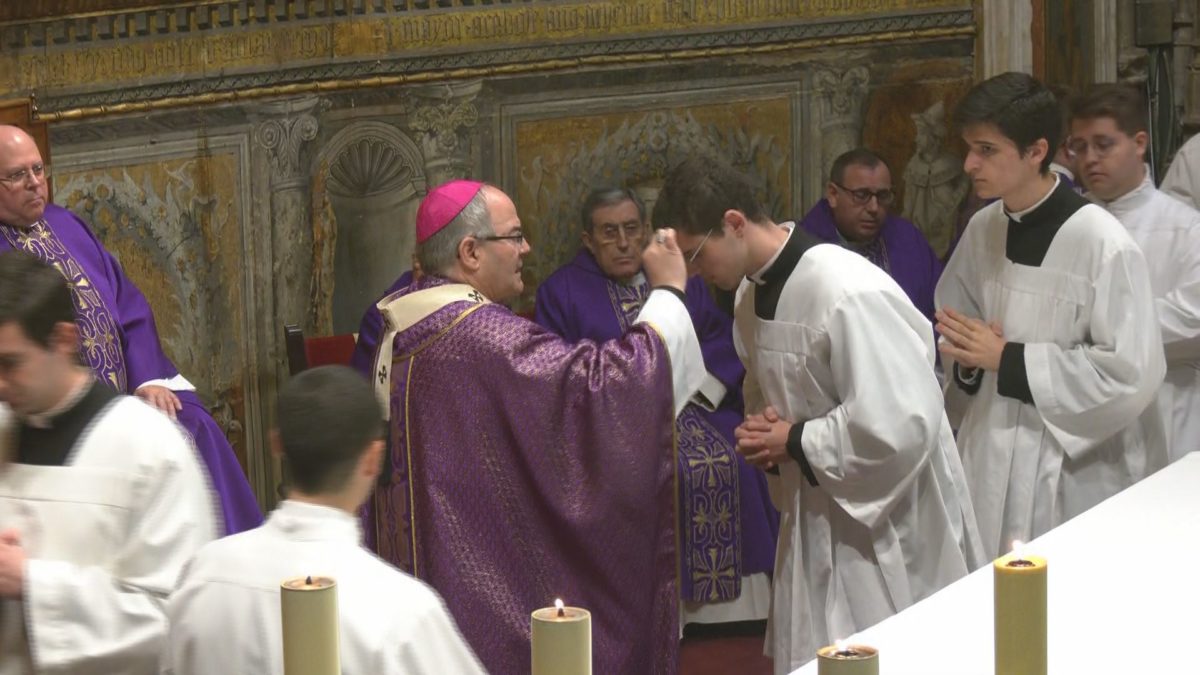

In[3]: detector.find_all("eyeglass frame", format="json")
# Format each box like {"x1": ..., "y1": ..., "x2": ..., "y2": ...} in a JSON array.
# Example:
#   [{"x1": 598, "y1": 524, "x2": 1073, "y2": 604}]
[
  {"x1": 686, "y1": 228, "x2": 716, "y2": 265},
  {"x1": 588, "y1": 219, "x2": 648, "y2": 246},
  {"x1": 1064, "y1": 135, "x2": 1120, "y2": 160},
  {"x1": 0, "y1": 162, "x2": 50, "y2": 189},
  {"x1": 831, "y1": 181, "x2": 895, "y2": 206},
  {"x1": 476, "y1": 231, "x2": 527, "y2": 245}
]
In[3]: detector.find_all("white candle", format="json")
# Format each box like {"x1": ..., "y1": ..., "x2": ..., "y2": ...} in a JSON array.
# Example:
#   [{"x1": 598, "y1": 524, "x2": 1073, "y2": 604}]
[
  {"x1": 531, "y1": 598, "x2": 591, "y2": 675},
  {"x1": 280, "y1": 575, "x2": 339, "y2": 675}
]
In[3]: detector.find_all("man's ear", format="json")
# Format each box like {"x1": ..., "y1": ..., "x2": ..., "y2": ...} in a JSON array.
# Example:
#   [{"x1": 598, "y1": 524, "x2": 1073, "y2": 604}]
[
  {"x1": 457, "y1": 236, "x2": 482, "y2": 272},
  {"x1": 360, "y1": 439, "x2": 385, "y2": 481},
  {"x1": 723, "y1": 209, "x2": 748, "y2": 236},
  {"x1": 49, "y1": 321, "x2": 78, "y2": 360}
]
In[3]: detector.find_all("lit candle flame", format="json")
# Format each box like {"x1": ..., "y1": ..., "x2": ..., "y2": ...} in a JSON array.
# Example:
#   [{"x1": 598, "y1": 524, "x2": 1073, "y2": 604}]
[
  {"x1": 835, "y1": 638, "x2": 849, "y2": 652},
  {"x1": 1011, "y1": 540, "x2": 1026, "y2": 560},
  {"x1": 554, "y1": 598, "x2": 565, "y2": 617}
]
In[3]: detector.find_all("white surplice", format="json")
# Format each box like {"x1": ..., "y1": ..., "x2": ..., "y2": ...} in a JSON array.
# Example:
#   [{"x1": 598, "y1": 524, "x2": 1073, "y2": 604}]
[
  {"x1": 0, "y1": 397, "x2": 217, "y2": 675},
  {"x1": 936, "y1": 182, "x2": 1166, "y2": 560},
  {"x1": 1095, "y1": 169, "x2": 1200, "y2": 465},
  {"x1": 165, "y1": 500, "x2": 485, "y2": 675},
  {"x1": 1161, "y1": 133, "x2": 1200, "y2": 210},
  {"x1": 735, "y1": 226, "x2": 983, "y2": 675}
]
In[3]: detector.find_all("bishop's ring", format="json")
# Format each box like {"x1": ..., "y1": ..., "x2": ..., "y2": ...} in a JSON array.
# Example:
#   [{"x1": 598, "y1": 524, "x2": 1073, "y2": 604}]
[{"x1": 655, "y1": 230, "x2": 666, "y2": 244}]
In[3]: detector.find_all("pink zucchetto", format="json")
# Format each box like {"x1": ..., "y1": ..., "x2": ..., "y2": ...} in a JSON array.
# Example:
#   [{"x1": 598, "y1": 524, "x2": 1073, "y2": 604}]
[{"x1": 415, "y1": 179, "x2": 486, "y2": 244}]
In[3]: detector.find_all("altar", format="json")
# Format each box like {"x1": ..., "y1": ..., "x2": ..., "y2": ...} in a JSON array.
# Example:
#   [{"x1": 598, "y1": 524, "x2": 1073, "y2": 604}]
[{"x1": 791, "y1": 452, "x2": 1200, "y2": 674}]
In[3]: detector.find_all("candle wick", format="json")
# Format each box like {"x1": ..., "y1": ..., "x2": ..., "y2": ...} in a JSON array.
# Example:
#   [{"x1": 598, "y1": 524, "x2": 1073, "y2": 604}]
[
  {"x1": 306, "y1": 575, "x2": 313, "y2": 585},
  {"x1": 556, "y1": 606, "x2": 565, "y2": 617},
  {"x1": 1006, "y1": 559, "x2": 1035, "y2": 568}
]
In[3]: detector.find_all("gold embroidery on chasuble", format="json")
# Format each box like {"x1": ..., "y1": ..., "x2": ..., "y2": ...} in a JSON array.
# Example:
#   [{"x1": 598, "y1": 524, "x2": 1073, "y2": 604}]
[{"x1": 1, "y1": 221, "x2": 128, "y2": 392}]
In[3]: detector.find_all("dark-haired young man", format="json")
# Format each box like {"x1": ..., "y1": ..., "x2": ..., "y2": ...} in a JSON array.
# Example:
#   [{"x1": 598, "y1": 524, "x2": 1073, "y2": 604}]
[
  {"x1": 0, "y1": 251, "x2": 216, "y2": 674},
  {"x1": 167, "y1": 365, "x2": 483, "y2": 675},
  {"x1": 1071, "y1": 83, "x2": 1200, "y2": 467},
  {"x1": 656, "y1": 157, "x2": 981, "y2": 674},
  {"x1": 936, "y1": 73, "x2": 1166, "y2": 560}
]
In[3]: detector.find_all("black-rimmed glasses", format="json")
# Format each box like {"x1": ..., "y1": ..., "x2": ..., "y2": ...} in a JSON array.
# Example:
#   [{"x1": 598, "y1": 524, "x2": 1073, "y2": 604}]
[{"x1": 832, "y1": 182, "x2": 894, "y2": 206}]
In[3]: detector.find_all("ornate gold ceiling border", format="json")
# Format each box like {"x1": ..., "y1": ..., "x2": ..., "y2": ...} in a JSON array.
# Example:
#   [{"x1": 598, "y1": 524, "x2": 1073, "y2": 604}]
[
  {"x1": 36, "y1": 23, "x2": 973, "y2": 122},
  {"x1": 6, "y1": 1, "x2": 974, "y2": 122}
]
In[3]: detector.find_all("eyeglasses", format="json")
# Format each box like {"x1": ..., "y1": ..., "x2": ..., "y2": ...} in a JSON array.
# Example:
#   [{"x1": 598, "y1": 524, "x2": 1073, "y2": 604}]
[
  {"x1": 1065, "y1": 136, "x2": 1118, "y2": 159},
  {"x1": 0, "y1": 163, "x2": 50, "y2": 189},
  {"x1": 477, "y1": 231, "x2": 526, "y2": 246},
  {"x1": 832, "y1": 182, "x2": 894, "y2": 206},
  {"x1": 591, "y1": 221, "x2": 646, "y2": 245},
  {"x1": 686, "y1": 228, "x2": 716, "y2": 265}
]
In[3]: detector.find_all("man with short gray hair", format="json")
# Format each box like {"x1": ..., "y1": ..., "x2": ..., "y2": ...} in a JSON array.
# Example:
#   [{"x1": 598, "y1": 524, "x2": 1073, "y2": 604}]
[
  {"x1": 536, "y1": 185, "x2": 778, "y2": 628},
  {"x1": 364, "y1": 179, "x2": 707, "y2": 675}
]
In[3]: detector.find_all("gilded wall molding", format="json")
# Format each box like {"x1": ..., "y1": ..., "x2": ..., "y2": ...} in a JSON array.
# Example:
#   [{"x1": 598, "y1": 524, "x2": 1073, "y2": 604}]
[{"x1": 6, "y1": 2, "x2": 973, "y2": 121}]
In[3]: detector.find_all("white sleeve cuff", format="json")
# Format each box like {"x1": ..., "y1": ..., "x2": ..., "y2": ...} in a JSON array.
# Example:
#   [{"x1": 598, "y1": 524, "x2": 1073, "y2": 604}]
[
  {"x1": 133, "y1": 375, "x2": 195, "y2": 393},
  {"x1": 690, "y1": 373, "x2": 727, "y2": 412},
  {"x1": 635, "y1": 289, "x2": 706, "y2": 417}
]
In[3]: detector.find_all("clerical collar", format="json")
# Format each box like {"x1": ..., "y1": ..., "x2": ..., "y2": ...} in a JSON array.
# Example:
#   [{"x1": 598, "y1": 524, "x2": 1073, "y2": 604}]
[
  {"x1": 748, "y1": 222, "x2": 796, "y2": 286},
  {"x1": 1004, "y1": 174, "x2": 1060, "y2": 223},
  {"x1": 22, "y1": 374, "x2": 95, "y2": 429},
  {"x1": 1094, "y1": 164, "x2": 1154, "y2": 213},
  {"x1": 1003, "y1": 176, "x2": 1089, "y2": 266}
]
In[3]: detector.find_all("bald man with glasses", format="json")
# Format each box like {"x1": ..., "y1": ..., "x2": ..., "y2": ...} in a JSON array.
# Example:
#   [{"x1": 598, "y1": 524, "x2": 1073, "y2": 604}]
[{"x1": 799, "y1": 147, "x2": 943, "y2": 323}]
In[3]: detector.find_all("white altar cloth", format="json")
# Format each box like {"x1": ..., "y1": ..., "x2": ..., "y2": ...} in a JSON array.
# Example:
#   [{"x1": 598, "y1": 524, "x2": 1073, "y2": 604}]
[{"x1": 791, "y1": 452, "x2": 1200, "y2": 674}]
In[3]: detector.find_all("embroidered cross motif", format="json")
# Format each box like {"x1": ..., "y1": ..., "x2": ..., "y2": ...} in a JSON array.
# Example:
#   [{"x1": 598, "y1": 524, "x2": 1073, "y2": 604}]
[
  {"x1": 468, "y1": 289, "x2": 485, "y2": 303},
  {"x1": 377, "y1": 365, "x2": 387, "y2": 384}
]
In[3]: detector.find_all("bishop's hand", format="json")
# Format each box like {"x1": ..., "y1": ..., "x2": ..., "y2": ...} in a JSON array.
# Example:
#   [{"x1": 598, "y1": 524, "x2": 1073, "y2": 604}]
[{"x1": 642, "y1": 228, "x2": 687, "y2": 293}]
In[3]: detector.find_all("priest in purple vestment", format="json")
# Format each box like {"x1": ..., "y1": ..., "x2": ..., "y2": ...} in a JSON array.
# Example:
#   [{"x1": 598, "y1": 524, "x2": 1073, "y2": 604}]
[
  {"x1": 535, "y1": 187, "x2": 779, "y2": 625},
  {"x1": 365, "y1": 179, "x2": 707, "y2": 675},
  {"x1": 0, "y1": 125, "x2": 261, "y2": 535},
  {"x1": 800, "y1": 148, "x2": 942, "y2": 323}
]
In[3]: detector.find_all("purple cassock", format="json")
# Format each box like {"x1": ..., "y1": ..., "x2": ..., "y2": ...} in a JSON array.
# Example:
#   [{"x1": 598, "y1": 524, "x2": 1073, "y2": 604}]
[
  {"x1": 364, "y1": 274, "x2": 682, "y2": 675},
  {"x1": 799, "y1": 199, "x2": 942, "y2": 323},
  {"x1": 535, "y1": 249, "x2": 779, "y2": 604},
  {"x1": 0, "y1": 205, "x2": 262, "y2": 535},
  {"x1": 349, "y1": 270, "x2": 413, "y2": 379}
]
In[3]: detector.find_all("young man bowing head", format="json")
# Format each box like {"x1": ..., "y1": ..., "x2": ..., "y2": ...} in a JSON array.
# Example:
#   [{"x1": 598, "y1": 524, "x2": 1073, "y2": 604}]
[{"x1": 655, "y1": 157, "x2": 981, "y2": 674}]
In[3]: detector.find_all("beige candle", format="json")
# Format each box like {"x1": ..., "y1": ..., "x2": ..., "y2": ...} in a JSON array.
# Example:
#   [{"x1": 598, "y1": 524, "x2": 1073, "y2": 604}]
[
  {"x1": 531, "y1": 598, "x2": 591, "y2": 675},
  {"x1": 994, "y1": 541, "x2": 1048, "y2": 675},
  {"x1": 280, "y1": 575, "x2": 340, "y2": 675},
  {"x1": 816, "y1": 640, "x2": 879, "y2": 675}
]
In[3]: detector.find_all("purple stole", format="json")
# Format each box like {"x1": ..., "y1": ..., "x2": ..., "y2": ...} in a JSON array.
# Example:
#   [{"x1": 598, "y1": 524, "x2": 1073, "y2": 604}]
[
  {"x1": 535, "y1": 250, "x2": 780, "y2": 603},
  {"x1": 368, "y1": 275, "x2": 680, "y2": 675},
  {"x1": 0, "y1": 205, "x2": 262, "y2": 534}
]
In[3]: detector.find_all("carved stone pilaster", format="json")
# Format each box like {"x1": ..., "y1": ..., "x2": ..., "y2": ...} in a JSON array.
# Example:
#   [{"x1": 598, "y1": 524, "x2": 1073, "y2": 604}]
[
  {"x1": 252, "y1": 96, "x2": 320, "y2": 337},
  {"x1": 813, "y1": 65, "x2": 870, "y2": 181},
  {"x1": 407, "y1": 80, "x2": 482, "y2": 186}
]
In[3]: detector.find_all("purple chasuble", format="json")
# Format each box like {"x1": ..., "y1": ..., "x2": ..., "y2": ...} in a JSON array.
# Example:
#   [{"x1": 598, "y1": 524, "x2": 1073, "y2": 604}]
[
  {"x1": 799, "y1": 200, "x2": 943, "y2": 323},
  {"x1": 366, "y1": 275, "x2": 680, "y2": 675},
  {"x1": 0, "y1": 205, "x2": 262, "y2": 535},
  {"x1": 535, "y1": 250, "x2": 778, "y2": 602},
  {"x1": 350, "y1": 270, "x2": 414, "y2": 379}
]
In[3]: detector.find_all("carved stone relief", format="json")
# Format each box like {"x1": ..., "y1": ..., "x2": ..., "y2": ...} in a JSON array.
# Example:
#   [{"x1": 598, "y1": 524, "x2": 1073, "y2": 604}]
[
  {"x1": 902, "y1": 101, "x2": 969, "y2": 257},
  {"x1": 813, "y1": 65, "x2": 870, "y2": 183},
  {"x1": 407, "y1": 80, "x2": 483, "y2": 187}
]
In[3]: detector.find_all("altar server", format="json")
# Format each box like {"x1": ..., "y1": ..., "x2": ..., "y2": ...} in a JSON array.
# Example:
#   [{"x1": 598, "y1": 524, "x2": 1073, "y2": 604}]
[
  {"x1": 0, "y1": 251, "x2": 216, "y2": 674},
  {"x1": 1070, "y1": 83, "x2": 1200, "y2": 467},
  {"x1": 936, "y1": 73, "x2": 1166, "y2": 558},
  {"x1": 166, "y1": 366, "x2": 483, "y2": 675},
  {"x1": 656, "y1": 157, "x2": 982, "y2": 674}
]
